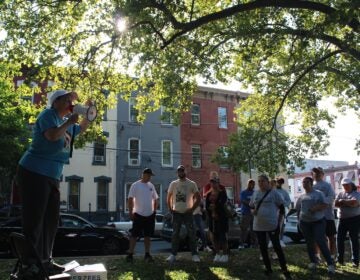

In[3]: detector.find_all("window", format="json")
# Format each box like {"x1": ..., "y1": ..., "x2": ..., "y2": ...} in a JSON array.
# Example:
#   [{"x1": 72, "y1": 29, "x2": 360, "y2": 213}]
[
  {"x1": 97, "y1": 181, "x2": 108, "y2": 211},
  {"x1": 129, "y1": 97, "x2": 139, "y2": 123},
  {"x1": 161, "y1": 140, "x2": 173, "y2": 167},
  {"x1": 161, "y1": 106, "x2": 173, "y2": 125},
  {"x1": 296, "y1": 179, "x2": 302, "y2": 192},
  {"x1": 191, "y1": 144, "x2": 201, "y2": 168},
  {"x1": 191, "y1": 104, "x2": 200, "y2": 125},
  {"x1": 334, "y1": 173, "x2": 343, "y2": 189},
  {"x1": 225, "y1": 187, "x2": 234, "y2": 204},
  {"x1": 218, "y1": 107, "x2": 228, "y2": 128},
  {"x1": 219, "y1": 146, "x2": 229, "y2": 169},
  {"x1": 128, "y1": 138, "x2": 140, "y2": 166},
  {"x1": 68, "y1": 181, "x2": 80, "y2": 211},
  {"x1": 93, "y1": 141, "x2": 106, "y2": 165}
]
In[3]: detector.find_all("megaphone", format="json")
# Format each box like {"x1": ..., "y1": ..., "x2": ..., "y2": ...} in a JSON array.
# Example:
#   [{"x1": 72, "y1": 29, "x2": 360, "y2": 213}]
[{"x1": 70, "y1": 104, "x2": 97, "y2": 122}]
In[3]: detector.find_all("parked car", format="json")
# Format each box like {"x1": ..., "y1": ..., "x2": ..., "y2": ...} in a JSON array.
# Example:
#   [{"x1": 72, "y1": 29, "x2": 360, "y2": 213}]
[
  {"x1": 284, "y1": 210, "x2": 303, "y2": 243},
  {"x1": 284, "y1": 208, "x2": 339, "y2": 243},
  {"x1": 160, "y1": 212, "x2": 242, "y2": 249},
  {"x1": 107, "y1": 213, "x2": 164, "y2": 237},
  {"x1": 0, "y1": 213, "x2": 130, "y2": 256}
]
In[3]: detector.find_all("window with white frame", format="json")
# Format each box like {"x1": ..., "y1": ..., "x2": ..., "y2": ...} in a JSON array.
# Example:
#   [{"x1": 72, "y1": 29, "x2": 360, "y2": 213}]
[
  {"x1": 161, "y1": 106, "x2": 173, "y2": 125},
  {"x1": 225, "y1": 187, "x2": 234, "y2": 204},
  {"x1": 68, "y1": 181, "x2": 80, "y2": 211},
  {"x1": 296, "y1": 179, "x2": 302, "y2": 192},
  {"x1": 97, "y1": 181, "x2": 108, "y2": 211},
  {"x1": 191, "y1": 144, "x2": 201, "y2": 168},
  {"x1": 93, "y1": 141, "x2": 106, "y2": 164},
  {"x1": 161, "y1": 140, "x2": 173, "y2": 167},
  {"x1": 129, "y1": 97, "x2": 139, "y2": 123},
  {"x1": 219, "y1": 146, "x2": 229, "y2": 169},
  {"x1": 128, "y1": 138, "x2": 140, "y2": 166},
  {"x1": 191, "y1": 104, "x2": 200, "y2": 125},
  {"x1": 218, "y1": 107, "x2": 228, "y2": 128}
]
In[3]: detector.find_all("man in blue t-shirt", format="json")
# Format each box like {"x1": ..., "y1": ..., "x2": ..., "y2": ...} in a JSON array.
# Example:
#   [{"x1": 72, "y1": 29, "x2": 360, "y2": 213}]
[{"x1": 239, "y1": 179, "x2": 257, "y2": 249}]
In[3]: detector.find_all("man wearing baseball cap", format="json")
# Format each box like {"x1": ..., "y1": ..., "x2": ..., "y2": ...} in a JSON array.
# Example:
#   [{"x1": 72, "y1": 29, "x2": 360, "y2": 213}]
[
  {"x1": 16, "y1": 89, "x2": 91, "y2": 277},
  {"x1": 335, "y1": 178, "x2": 360, "y2": 267},
  {"x1": 126, "y1": 168, "x2": 159, "y2": 263},
  {"x1": 312, "y1": 167, "x2": 337, "y2": 262},
  {"x1": 166, "y1": 165, "x2": 201, "y2": 263}
]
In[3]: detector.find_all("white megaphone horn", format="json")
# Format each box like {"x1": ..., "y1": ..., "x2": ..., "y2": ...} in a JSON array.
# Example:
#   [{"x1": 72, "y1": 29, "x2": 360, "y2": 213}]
[{"x1": 70, "y1": 104, "x2": 97, "y2": 122}]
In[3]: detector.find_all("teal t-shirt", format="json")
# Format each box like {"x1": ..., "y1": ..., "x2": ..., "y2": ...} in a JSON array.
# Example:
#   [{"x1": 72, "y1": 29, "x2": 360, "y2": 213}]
[{"x1": 19, "y1": 108, "x2": 80, "y2": 180}]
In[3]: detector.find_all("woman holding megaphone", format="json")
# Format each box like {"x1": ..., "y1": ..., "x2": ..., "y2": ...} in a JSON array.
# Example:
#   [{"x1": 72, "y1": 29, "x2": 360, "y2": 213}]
[{"x1": 15, "y1": 89, "x2": 94, "y2": 278}]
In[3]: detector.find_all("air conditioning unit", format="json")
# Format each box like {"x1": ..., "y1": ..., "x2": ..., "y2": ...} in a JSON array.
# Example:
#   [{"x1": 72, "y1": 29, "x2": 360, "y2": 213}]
[
  {"x1": 94, "y1": 155, "x2": 104, "y2": 162},
  {"x1": 130, "y1": 159, "x2": 139, "y2": 165}
]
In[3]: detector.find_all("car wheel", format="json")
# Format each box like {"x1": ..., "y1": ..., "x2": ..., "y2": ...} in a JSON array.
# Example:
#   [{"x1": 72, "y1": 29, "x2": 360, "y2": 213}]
[{"x1": 102, "y1": 238, "x2": 121, "y2": 255}]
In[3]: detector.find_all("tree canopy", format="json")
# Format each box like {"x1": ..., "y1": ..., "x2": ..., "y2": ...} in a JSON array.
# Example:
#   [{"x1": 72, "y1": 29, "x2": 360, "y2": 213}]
[{"x1": 0, "y1": 0, "x2": 359, "y2": 175}]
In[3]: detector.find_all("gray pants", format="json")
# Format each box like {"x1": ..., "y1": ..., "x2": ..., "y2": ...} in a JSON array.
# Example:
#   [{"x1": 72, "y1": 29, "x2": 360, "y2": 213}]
[
  {"x1": 17, "y1": 166, "x2": 60, "y2": 264},
  {"x1": 171, "y1": 212, "x2": 198, "y2": 256}
]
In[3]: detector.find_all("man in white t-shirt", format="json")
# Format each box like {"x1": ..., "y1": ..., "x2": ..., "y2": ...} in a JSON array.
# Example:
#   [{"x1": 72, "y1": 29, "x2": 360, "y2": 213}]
[
  {"x1": 125, "y1": 168, "x2": 159, "y2": 263},
  {"x1": 166, "y1": 165, "x2": 201, "y2": 263}
]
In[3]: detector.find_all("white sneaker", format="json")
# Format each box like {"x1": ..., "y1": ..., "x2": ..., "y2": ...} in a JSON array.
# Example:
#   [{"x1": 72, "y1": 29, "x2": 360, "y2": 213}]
[
  {"x1": 328, "y1": 265, "x2": 335, "y2": 274},
  {"x1": 238, "y1": 245, "x2": 245, "y2": 250},
  {"x1": 213, "y1": 254, "x2": 221, "y2": 262},
  {"x1": 219, "y1": 255, "x2": 229, "y2": 263},
  {"x1": 280, "y1": 240, "x2": 286, "y2": 247},
  {"x1": 192, "y1": 254, "x2": 200, "y2": 262},
  {"x1": 268, "y1": 241, "x2": 273, "y2": 248},
  {"x1": 271, "y1": 252, "x2": 278, "y2": 260},
  {"x1": 166, "y1": 254, "x2": 176, "y2": 263},
  {"x1": 308, "y1": 263, "x2": 317, "y2": 270},
  {"x1": 204, "y1": 246, "x2": 212, "y2": 252}
]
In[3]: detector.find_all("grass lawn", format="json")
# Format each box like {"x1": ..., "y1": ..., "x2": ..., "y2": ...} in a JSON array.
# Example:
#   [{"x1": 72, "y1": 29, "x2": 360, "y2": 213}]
[{"x1": 0, "y1": 244, "x2": 358, "y2": 280}]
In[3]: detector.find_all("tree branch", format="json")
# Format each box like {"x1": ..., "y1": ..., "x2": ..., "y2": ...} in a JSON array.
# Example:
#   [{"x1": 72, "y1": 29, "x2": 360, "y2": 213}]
[
  {"x1": 149, "y1": 0, "x2": 359, "y2": 48},
  {"x1": 270, "y1": 50, "x2": 343, "y2": 133}
]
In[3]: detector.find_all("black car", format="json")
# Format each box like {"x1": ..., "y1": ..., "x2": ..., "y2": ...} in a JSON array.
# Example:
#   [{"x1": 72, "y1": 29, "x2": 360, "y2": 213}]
[
  {"x1": 160, "y1": 212, "x2": 242, "y2": 249},
  {"x1": 0, "y1": 213, "x2": 129, "y2": 256}
]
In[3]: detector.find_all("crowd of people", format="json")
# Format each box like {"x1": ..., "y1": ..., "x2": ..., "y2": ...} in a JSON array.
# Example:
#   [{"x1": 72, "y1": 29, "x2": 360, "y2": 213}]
[{"x1": 125, "y1": 165, "x2": 359, "y2": 279}]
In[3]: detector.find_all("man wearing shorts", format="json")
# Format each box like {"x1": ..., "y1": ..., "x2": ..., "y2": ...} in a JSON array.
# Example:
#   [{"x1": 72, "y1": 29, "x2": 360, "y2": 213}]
[
  {"x1": 312, "y1": 167, "x2": 337, "y2": 261},
  {"x1": 126, "y1": 168, "x2": 159, "y2": 262}
]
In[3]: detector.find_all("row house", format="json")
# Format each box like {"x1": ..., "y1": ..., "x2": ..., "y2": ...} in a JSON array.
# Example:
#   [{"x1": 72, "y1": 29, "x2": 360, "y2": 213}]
[
  {"x1": 290, "y1": 162, "x2": 360, "y2": 204},
  {"x1": 58, "y1": 86, "x2": 248, "y2": 223}
]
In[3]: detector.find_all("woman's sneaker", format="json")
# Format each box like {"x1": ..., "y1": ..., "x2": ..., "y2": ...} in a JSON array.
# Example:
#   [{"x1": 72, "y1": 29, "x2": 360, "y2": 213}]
[
  {"x1": 219, "y1": 255, "x2": 229, "y2": 263},
  {"x1": 327, "y1": 265, "x2": 335, "y2": 274},
  {"x1": 308, "y1": 263, "x2": 317, "y2": 270},
  {"x1": 213, "y1": 254, "x2": 221, "y2": 262}
]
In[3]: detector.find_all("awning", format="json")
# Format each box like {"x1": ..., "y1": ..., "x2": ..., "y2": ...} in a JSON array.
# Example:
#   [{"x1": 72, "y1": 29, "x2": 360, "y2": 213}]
[
  {"x1": 334, "y1": 173, "x2": 343, "y2": 182},
  {"x1": 346, "y1": 170, "x2": 355, "y2": 180}
]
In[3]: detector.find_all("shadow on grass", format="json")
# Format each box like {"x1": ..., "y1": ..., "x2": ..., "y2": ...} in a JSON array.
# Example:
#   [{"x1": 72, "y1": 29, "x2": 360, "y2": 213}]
[{"x1": 0, "y1": 244, "x2": 359, "y2": 280}]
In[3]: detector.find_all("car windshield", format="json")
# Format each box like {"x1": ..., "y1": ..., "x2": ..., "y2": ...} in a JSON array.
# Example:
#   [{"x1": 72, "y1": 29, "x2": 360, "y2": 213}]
[{"x1": 60, "y1": 215, "x2": 96, "y2": 228}]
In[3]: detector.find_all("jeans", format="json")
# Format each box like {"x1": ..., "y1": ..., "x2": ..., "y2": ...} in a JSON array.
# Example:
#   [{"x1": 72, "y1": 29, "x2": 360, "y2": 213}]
[
  {"x1": 171, "y1": 212, "x2": 197, "y2": 255},
  {"x1": 256, "y1": 228, "x2": 288, "y2": 272},
  {"x1": 337, "y1": 215, "x2": 360, "y2": 264},
  {"x1": 300, "y1": 218, "x2": 334, "y2": 265}
]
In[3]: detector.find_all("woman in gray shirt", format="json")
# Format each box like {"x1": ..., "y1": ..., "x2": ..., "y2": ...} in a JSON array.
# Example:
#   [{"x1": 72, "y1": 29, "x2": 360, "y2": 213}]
[
  {"x1": 335, "y1": 178, "x2": 360, "y2": 267},
  {"x1": 296, "y1": 177, "x2": 335, "y2": 274},
  {"x1": 250, "y1": 174, "x2": 291, "y2": 279}
]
